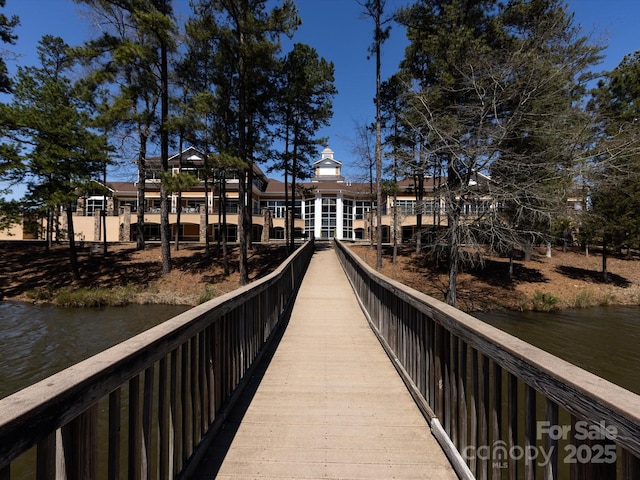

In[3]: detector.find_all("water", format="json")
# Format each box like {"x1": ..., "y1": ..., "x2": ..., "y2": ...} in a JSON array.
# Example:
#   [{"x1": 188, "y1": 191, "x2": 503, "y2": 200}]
[
  {"x1": 474, "y1": 306, "x2": 640, "y2": 395},
  {"x1": 0, "y1": 301, "x2": 191, "y2": 399}
]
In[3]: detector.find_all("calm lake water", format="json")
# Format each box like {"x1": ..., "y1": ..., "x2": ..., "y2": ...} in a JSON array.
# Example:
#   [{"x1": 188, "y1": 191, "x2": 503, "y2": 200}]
[
  {"x1": 0, "y1": 301, "x2": 191, "y2": 399},
  {"x1": 474, "y1": 306, "x2": 640, "y2": 395},
  {"x1": 2, "y1": 302, "x2": 638, "y2": 399}
]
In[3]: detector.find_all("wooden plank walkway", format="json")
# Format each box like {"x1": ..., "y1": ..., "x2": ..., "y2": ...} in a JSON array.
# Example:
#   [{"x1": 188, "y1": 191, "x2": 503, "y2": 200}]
[{"x1": 193, "y1": 244, "x2": 457, "y2": 479}]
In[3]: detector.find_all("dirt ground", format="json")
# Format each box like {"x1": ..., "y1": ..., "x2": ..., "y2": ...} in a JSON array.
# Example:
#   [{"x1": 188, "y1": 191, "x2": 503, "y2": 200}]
[
  {"x1": 1, "y1": 241, "x2": 639, "y2": 312},
  {"x1": 0, "y1": 242, "x2": 290, "y2": 306},
  {"x1": 349, "y1": 243, "x2": 640, "y2": 312}
]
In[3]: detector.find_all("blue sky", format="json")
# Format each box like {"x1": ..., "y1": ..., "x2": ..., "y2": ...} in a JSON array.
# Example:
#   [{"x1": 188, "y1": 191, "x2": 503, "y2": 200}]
[{"x1": 2, "y1": 0, "x2": 640, "y2": 188}]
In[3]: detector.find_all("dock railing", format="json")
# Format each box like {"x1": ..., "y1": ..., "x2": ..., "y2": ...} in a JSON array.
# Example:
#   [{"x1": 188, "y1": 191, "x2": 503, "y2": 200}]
[
  {"x1": 0, "y1": 238, "x2": 314, "y2": 479},
  {"x1": 335, "y1": 239, "x2": 640, "y2": 480}
]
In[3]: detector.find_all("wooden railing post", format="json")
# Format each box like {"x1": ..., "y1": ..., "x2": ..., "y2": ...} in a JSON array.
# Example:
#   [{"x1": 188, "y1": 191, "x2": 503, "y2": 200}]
[{"x1": 61, "y1": 403, "x2": 98, "y2": 479}]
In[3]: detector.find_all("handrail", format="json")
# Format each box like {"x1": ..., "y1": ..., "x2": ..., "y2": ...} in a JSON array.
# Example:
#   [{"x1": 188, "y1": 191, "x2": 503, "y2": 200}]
[
  {"x1": 334, "y1": 239, "x2": 640, "y2": 480},
  {"x1": 0, "y1": 238, "x2": 314, "y2": 479}
]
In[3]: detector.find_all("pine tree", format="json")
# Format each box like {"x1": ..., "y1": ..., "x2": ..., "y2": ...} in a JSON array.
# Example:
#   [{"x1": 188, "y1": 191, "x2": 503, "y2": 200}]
[
  {"x1": 5, "y1": 36, "x2": 110, "y2": 279},
  {"x1": 272, "y1": 43, "x2": 336, "y2": 253},
  {"x1": 398, "y1": 0, "x2": 602, "y2": 306}
]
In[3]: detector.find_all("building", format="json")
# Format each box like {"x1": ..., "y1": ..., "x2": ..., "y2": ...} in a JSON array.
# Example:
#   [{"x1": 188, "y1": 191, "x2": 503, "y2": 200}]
[{"x1": 7, "y1": 146, "x2": 576, "y2": 244}]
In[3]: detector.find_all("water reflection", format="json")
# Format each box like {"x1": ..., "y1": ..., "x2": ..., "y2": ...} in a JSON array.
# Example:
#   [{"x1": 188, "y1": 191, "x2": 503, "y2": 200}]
[
  {"x1": 0, "y1": 301, "x2": 191, "y2": 399},
  {"x1": 475, "y1": 306, "x2": 640, "y2": 395}
]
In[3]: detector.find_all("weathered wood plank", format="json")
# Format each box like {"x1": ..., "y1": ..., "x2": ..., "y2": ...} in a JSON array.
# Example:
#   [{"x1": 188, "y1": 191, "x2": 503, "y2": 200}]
[
  {"x1": 0, "y1": 242, "x2": 314, "y2": 478},
  {"x1": 544, "y1": 399, "x2": 558, "y2": 480},
  {"x1": 128, "y1": 376, "x2": 142, "y2": 480},
  {"x1": 492, "y1": 363, "x2": 502, "y2": 480},
  {"x1": 622, "y1": 448, "x2": 640, "y2": 480},
  {"x1": 142, "y1": 365, "x2": 154, "y2": 479},
  {"x1": 335, "y1": 239, "x2": 640, "y2": 462},
  {"x1": 170, "y1": 348, "x2": 181, "y2": 475},
  {"x1": 158, "y1": 357, "x2": 170, "y2": 480},
  {"x1": 458, "y1": 341, "x2": 468, "y2": 457},
  {"x1": 471, "y1": 348, "x2": 479, "y2": 476},
  {"x1": 36, "y1": 431, "x2": 56, "y2": 480},
  {"x1": 62, "y1": 403, "x2": 98, "y2": 480},
  {"x1": 108, "y1": 389, "x2": 121, "y2": 480},
  {"x1": 524, "y1": 385, "x2": 536, "y2": 480},
  {"x1": 507, "y1": 373, "x2": 518, "y2": 480}
]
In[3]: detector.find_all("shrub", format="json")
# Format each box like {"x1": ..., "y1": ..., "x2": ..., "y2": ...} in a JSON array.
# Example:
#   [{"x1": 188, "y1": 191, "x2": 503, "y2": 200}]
[
  {"x1": 197, "y1": 285, "x2": 216, "y2": 305},
  {"x1": 573, "y1": 289, "x2": 596, "y2": 308},
  {"x1": 531, "y1": 290, "x2": 561, "y2": 312},
  {"x1": 54, "y1": 286, "x2": 136, "y2": 307}
]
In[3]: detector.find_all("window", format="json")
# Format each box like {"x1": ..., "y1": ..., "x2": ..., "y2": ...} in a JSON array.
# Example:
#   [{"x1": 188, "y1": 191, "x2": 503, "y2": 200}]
[
  {"x1": 343, "y1": 199, "x2": 353, "y2": 239},
  {"x1": 87, "y1": 196, "x2": 106, "y2": 216},
  {"x1": 355, "y1": 200, "x2": 373, "y2": 219},
  {"x1": 321, "y1": 198, "x2": 337, "y2": 238},
  {"x1": 304, "y1": 199, "x2": 315, "y2": 238},
  {"x1": 394, "y1": 199, "x2": 415, "y2": 216},
  {"x1": 260, "y1": 200, "x2": 302, "y2": 219}
]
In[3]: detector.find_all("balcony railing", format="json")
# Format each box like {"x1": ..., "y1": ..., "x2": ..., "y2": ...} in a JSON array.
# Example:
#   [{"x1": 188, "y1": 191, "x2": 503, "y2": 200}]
[
  {"x1": 0, "y1": 239, "x2": 314, "y2": 478},
  {"x1": 334, "y1": 238, "x2": 640, "y2": 480}
]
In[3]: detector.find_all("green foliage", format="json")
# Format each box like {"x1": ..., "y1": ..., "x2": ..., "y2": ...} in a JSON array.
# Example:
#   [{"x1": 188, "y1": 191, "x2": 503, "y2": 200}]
[
  {"x1": 161, "y1": 171, "x2": 199, "y2": 194},
  {"x1": 0, "y1": 198, "x2": 22, "y2": 232},
  {"x1": 53, "y1": 286, "x2": 137, "y2": 307},
  {"x1": 396, "y1": 0, "x2": 603, "y2": 306},
  {"x1": 197, "y1": 284, "x2": 217, "y2": 305},
  {"x1": 0, "y1": 0, "x2": 18, "y2": 94},
  {"x1": 531, "y1": 290, "x2": 561, "y2": 312},
  {"x1": 586, "y1": 51, "x2": 640, "y2": 253}
]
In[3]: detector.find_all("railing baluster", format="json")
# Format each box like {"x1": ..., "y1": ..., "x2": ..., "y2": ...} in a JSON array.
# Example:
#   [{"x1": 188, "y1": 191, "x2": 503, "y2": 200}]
[
  {"x1": 444, "y1": 329, "x2": 452, "y2": 438},
  {"x1": 622, "y1": 448, "x2": 640, "y2": 480},
  {"x1": 170, "y1": 348, "x2": 181, "y2": 475},
  {"x1": 492, "y1": 363, "x2": 502, "y2": 480},
  {"x1": 458, "y1": 341, "x2": 468, "y2": 459},
  {"x1": 544, "y1": 399, "x2": 558, "y2": 480},
  {"x1": 181, "y1": 340, "x2": 192, "y2": 463},
  {"x1": 451, "y1": 335, "x2": 459, "y2": 448},
  {"x1": 507, "y1": 373, "x2": 518, "y2": 480},
  {"x1": 158, "y1": 357, "x2": 170, "y2": 480},
  {"x1": 73, "y1": 404, "x2": 98, "y2": 478},
  {"x1": 524, "y1": 385, "x2": 536, "y2": 480},
  {"x1": 36, "y1": 430, "x2": 57, "y2": 479},
  {"x1": 471, "y1": 348, "x2": 479, "y2": 476},
  {"x1": 479, "y1": 355, "x2": 489, "y2": 480},
  {"x1": 142, "y1": 365, "x2": 154, "y2": 479},
  {"x1": 128, "y1": 375, "x2": 142, "y2": 480},
  {"x1": 190, "y1": 335, "x2": 200, "y2": 448},
  {"x1": 108, "y1": 388, "x2": 121, "y2": 480}
]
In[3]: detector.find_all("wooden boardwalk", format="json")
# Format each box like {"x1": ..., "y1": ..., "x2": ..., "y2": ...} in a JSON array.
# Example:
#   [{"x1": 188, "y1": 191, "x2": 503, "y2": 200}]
[{"x1": 193, "y1": 244, "x2": 457, "y2": 479}]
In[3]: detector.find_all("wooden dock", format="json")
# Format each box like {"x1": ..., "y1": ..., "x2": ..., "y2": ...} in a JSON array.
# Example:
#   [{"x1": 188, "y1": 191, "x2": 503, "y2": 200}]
[{"x1": 193, "y1": 245, "x2": 456, "y2": 479}]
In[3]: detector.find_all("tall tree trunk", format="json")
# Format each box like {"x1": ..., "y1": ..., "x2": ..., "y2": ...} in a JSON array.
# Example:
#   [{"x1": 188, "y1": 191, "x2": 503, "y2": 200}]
[
  {"x1": 159, "y1": 6, "x2": 171, "y2": 275},
  {"x1": 46, "y1": 208, "x2": 52, "y2": 253},
  {"x1": 602, "y1": 237, "x2": 609, "y2": 283},
  {"x1": 102, "y1": 159, "x2": 108, "y2": 256},
  {"x1": 66, "y1": 205, "x2": 80, "y2": 281},
  {"x1": 174, "y1": 140, "x2": 184, "y2": 252},
  {"x1": 221, "y1": 175, "x2": 229, "y2": 276},
  {"x1": 238, "y1": 169, "x2": 249, "y2": 284},
  {"x1": 374, "y1": 0, "x2": 383, "y2": 270},
  {"x1": 136, "y1": 138, "x2": 147, "y2": 250},
  {"x1": 445, "y1": 230, "x2": 459, "y2": 306},
  {"x1": 290, "y1": 143, "x2": 298, "y2": 254},
  {"x1": 415, "y1": 170, "x2": 424, "y2": 255},
  {"x1": 175, "y1": 191, "x2": 182, "y2": 251},
  {"x1": 445, "y1": 197, "x2": 461, "y2": 307}
]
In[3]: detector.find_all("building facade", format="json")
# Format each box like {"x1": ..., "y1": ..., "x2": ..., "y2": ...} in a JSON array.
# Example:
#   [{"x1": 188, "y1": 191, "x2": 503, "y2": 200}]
[{"x1": 1, "y1": 146, "x2": 584, "y2": 244}]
